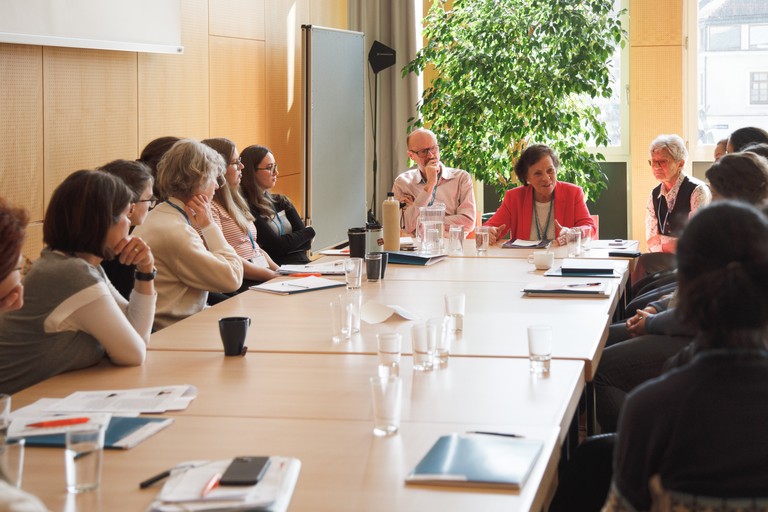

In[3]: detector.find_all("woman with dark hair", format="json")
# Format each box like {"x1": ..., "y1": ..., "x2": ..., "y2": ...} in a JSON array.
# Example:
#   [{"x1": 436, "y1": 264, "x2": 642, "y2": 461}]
[
  {"x1": 133, "y1": 139, "x2": 243, "y2": 329},
  {"x1": 482, "y1": 144, "x2": 596, "y2": 244},
  {"x1": 706, "y1": 152, "x2": 768, "y2": 205},
  {"x1": 201, "y1": 138, "x2": 278, "y2": 289},
  {"x1": 138, "y1": 136, "x2": 180, "y2": 199},
  {"x1": 0, "y1": 171, "x2": 156, "y2": 395},
  {"x1": 604, "y1": 201, "x2": 768, "y2": 510},
  {"x1": 0, "y1": 198, "x2": 29, "y2": 313},
  {"x1": 99, "y1": 159, "x2": 157, "y2": 299},
  {"x1": 726, "y1": 126, "x2": 768, "y2": 153},
  {"x1": 240, "y1": 145, "x2": 315, "y2": 265}
]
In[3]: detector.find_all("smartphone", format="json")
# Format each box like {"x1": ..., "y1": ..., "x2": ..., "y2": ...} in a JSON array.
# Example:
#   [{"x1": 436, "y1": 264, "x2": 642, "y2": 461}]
[{"x1": 219, "y1": 456, "x2": 271, "y2": 486}]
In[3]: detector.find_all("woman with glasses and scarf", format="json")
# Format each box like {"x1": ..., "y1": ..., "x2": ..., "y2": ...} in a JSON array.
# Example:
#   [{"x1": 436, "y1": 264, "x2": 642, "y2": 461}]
[{"x1": 240, "y1": 145, "x2": 315, "y2": 265}]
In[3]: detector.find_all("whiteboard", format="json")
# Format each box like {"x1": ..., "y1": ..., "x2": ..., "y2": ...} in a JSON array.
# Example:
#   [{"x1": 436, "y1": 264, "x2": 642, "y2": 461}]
[
  {"x1": 302, "y1": 25, "x2": 366, "y2": 252},
  {"x1": 0, "y1": 0, "x2": 183, "y2": 54}
]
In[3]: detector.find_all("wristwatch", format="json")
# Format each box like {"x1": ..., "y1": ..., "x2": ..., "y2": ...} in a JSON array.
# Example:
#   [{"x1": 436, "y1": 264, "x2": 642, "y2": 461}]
[{"x1": 134, "y1": 268, "x2": 157, "y2": 281}]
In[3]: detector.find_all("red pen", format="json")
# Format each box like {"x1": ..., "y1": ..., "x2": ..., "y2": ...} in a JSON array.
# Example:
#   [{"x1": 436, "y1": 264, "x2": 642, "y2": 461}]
[
  {"x1": 26, "y1": 417, "x2": 90, "y2": 428},
  {"x1": 201, "y1": 473, "x2": 221, "y2": 498},
  {"x1": 289, "y1": 273, "x2": 321, "y2": 277}
]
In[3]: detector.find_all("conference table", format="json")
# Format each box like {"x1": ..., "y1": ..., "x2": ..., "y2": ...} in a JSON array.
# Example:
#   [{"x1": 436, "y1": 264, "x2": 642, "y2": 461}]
[{"x1": 9, "y1": 240, "x2": 632, "y2": 511}]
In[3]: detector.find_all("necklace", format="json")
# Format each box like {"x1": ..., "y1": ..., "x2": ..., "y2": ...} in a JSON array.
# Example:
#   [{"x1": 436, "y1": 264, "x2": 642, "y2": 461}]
[{"x1": 532, "y1": 187, "x2": 554, "y2": 241}]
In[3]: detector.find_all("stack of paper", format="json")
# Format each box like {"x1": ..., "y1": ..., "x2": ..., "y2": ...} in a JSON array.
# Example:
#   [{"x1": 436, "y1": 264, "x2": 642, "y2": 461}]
[
  {"x1": 148, "y1": 456, "x2": 301, "y2": 512},
  {"x1": 522, "y1": 280, "x2": 610, "y2": 298},
  {"x1": 502, "y1": 239, "x2": 552, "y2": 249},
  {"x1": 277, "y1": 262, "x2": 345, "y2": 275}
]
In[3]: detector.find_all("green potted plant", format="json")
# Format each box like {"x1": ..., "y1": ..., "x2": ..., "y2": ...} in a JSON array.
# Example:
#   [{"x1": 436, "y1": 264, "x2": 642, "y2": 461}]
[{"x1": 403, "y1": 0, "x2": 626, "y2": 202}]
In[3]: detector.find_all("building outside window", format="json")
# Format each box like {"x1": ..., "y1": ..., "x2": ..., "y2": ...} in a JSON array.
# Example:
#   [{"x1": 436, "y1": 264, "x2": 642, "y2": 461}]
[{"x1": 690, "y1": 0, "x2": 768, "y2": 156}]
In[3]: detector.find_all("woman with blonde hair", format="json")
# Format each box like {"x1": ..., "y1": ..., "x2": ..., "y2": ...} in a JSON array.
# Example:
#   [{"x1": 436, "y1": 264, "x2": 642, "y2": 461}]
[{"x1": 202, "y1": 138, "x2": 278, "y2": 292}]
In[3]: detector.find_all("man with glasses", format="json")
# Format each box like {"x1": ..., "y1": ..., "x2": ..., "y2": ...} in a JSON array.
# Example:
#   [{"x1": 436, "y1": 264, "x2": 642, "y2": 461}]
[{"x1": 392, "y1": 128, "x2": 476, "y2": 235}]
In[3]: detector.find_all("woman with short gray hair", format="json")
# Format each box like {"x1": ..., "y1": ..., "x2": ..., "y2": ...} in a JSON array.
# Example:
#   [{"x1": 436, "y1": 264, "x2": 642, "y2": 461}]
[{"x1": 133, "y1": 139, "x2": 243, "y2": 330}]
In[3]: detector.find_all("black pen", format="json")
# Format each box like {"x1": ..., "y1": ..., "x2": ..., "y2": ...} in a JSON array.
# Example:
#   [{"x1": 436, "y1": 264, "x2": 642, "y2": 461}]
[
  {"x1": 466, "y1": 431, "x2": 524, "y2": 438},
  {"x1": 565, "y1": 282, "x2": 601, "y2": 287},
  {"x1": 139, "y1": 468, "x2": 172, "y2": 489}
]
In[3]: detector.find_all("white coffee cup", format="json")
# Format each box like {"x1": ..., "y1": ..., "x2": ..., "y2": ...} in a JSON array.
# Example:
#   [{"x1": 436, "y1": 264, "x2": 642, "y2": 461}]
[{"x1": 527, "y1": 250, "x2": 554, "y2": 270}]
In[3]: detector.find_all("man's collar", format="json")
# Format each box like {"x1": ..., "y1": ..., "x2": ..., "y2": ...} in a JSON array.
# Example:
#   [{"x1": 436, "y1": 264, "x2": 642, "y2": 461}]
[{"x1": 418, "y1": 164, "x2": 455, "y2": 183}]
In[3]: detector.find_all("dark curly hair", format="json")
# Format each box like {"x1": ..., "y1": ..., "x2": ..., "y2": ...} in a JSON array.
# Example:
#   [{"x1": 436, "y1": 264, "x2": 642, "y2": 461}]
[{"x1": 514, "y1": 144, "x2": 560, "y2": 185}]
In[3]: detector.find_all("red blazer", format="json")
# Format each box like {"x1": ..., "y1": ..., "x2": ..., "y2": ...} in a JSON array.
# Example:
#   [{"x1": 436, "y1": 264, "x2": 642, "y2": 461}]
[{"x1": 483, "y1": 182, "x2": 596, "y2": 240}]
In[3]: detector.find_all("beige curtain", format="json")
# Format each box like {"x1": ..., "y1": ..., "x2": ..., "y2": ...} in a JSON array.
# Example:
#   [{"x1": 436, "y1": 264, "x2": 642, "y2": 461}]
[{"x1": 348, "y1": 0, "x2": 422, "y2": 220}]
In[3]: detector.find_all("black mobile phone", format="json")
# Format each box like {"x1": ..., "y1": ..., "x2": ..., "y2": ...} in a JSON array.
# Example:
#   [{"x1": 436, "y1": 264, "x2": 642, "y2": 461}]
[
  {"x1": 219, "y1": 456, "x2": 271, "y2": 486},
  {"x1": 609, "y1": 250, "x2": 641, "y2": 258}
]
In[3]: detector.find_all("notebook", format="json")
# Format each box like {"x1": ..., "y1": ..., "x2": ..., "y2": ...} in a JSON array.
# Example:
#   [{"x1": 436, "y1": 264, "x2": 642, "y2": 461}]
[
  {"x1": 560, "y1": 258, "x2": 615, "y2": 275},
  {"x1": 385, "y1": 251, "x2": 447, "y2": 266},
  {"x1": 406, "y1": 433, "x2": 543, "y2": 490},
  {"x1": 20, "y1": 416, "x2": 173, "y2": 450},
  {"x1": 522, "y1": 280, "x2": 610, "y2": 298},
  {"x1": 249, "y1": 276, "x2": 345, "y2": 295}
]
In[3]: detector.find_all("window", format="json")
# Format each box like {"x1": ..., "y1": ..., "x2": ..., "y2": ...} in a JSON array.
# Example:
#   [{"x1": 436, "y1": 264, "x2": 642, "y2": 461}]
[
  {"x1": 586, "y1": 0, "x2": 629, "y2": 159},
  {"x1": 751, "y1": 72, "x2": 768, "y2": 104},
  {"x1": 707, "y1": 24, "x2": 741, "y2": 51},
  {"x1": 749, "y1": 24, "x2": 768, "y2": 50},
  {"x1": 687, "y1": 0, "x2": 768, "y2": 159}
]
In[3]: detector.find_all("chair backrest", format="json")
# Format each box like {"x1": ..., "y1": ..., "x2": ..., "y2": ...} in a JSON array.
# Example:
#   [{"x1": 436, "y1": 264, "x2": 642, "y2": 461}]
[
  {"x1": 590, "y1": 214, "x2": 599, "y2": 239},
  {"x1": 649, "y1": 475, "x2": 768, "y2": 512}
]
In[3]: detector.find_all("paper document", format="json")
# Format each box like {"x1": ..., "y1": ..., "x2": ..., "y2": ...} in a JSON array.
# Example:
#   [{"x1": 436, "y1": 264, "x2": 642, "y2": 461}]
[
  {"x1": 250, "y1": 276, "x2": 345, "y2": 295},
  {"x1": 502, "y1": 239, "x2": 551, "y2": 249},
  {"x1": 278, "y1": 261, "x2": 345, "y2": 275},
  {"x1": 44, "y1": 385, "x2": 197, "y2": 414},
  {"x1": 148, "y1": 456, "x2": 301, "y2": 512},
  {"x1": 360, "y1": 302, "x2": 419, "y2": 324},
  {"x1": 522, "y1": 280, "x2": 610, "y2": 298}
]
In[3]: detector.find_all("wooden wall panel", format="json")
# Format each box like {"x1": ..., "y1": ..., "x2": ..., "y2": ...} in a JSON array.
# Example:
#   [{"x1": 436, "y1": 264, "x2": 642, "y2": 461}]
[
  {"x1": 629, "y1": 46, "x2": 684, "y2": 248},
  {"x1": 209, "y1": 37, "x2": 266, "y2": 151},
  {"x1": 630, "y1": 0, "x2": 683, "y2": 47},
  {"x1": 209, "y1": 0, "x2": 265, "y2": 40},
  {"x1": 264, "y1": 0, "x2": 310, "y2": 209},
  {"x1": 138, "y1": 0, "x2": 209, "y2": 149},
  {"x1": 0, "y1": 44, "x2": 44, "y2": 221},
  {"x1": 43, "y1": 47, "x2": 137, "y2": 205},
  {"x1": 310, "y1": 0, "x2": 348, "y2": 28},
  {"x1": 272, "y1": 173, "x2": 304, "y2": 216}
]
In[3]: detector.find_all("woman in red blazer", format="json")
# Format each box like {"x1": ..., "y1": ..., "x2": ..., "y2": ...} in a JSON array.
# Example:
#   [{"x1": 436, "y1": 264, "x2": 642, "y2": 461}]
[{"x1": 483, "y1": 144, "x2": 596, "y2": 245}]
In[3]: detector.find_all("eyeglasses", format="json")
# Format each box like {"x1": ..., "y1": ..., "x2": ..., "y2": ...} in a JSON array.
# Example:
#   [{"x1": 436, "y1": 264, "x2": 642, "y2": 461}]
[
  {"x1": 648, "y1": 159, "x2": 671, "y2": 169},
  {"x1": 410, "y1": 145, "x2": 439, "y2": 159},
  {"x1": 256, "y1": 164, "x2": 278, "y2": 174},
  {"x1": 229, "y1": 158, "x2": 242, "y2": 167},
  {"x1": 136, "y1": 197, "x2": 158, "y2": 209}
]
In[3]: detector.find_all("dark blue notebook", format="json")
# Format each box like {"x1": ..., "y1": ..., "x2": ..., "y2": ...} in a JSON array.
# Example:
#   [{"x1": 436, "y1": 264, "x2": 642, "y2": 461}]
[
  {"x1": 20, "y1": 416, "x2": 173, "y2": 450},
  {"x1": 386, "y1": 251, "x2": 447, "y2": 266},
  {"x1": 406, "y1": 433, "x2": 544, "y2": 489}
]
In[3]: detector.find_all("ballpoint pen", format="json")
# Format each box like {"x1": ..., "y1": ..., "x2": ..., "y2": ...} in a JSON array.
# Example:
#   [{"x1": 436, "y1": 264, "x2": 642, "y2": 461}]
[
  {"x1": 201, "y1": 473, "x2": 221, "y2": 498},
  {"x1": 565, "y1": 282, "x2": 601, "y2": 287},
  {"x1": 139, "y1": 468, "x2": 172, "y2": 489},
  {"x1": 26, "y1": 417, "x2": 90, "y2": 428},
  {"x1": 466, "y1": 431, "x2": 524, "y2": 438},
  {"x1": 288, "y1": 273, "x2": 321, "y2": 277},
  {"x1": 281, "y1": 282, "x2": 310, "y2": 289}
]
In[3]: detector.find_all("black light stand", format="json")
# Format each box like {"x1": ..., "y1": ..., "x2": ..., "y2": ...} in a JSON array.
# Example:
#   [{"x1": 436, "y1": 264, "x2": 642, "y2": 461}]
[{"x1": 367, "y1": 40, "x2": 396, "y2": 222}]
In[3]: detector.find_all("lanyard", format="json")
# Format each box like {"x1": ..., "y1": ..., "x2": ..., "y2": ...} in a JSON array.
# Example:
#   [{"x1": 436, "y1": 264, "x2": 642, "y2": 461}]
[
  {"x1": 267, "y1": 195, "x2": 285, "y2": 236},
  {"x1": 532, "y1": 187, "x2": 554, "y2": 241},
  {"x1": 656, "y1": 194, "x2": 671, "y2": 235},
  {"x1": 246, "y1": 227, "x2": 257, "y2": 251},
  {"x1": 165, "y1": 200, "x2": 191, "y2": 225},
  {"x1": 422, "y1": 170, "x2": 442, "y2": 207}
]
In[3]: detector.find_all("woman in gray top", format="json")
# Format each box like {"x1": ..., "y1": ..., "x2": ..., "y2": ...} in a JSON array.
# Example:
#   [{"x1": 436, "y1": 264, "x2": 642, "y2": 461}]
[{"x1": 0, "y1": 170, "x2": 156, "y2": 395}]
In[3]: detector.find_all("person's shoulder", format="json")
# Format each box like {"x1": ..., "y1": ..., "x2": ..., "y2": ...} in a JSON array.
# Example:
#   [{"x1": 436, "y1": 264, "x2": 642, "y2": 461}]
[
  {"x1": 686, "y1": 174, "x2": 708, "y2": 187},
  {"x1": 556, "y1": 181, "x2": 583, "y2": 193}
]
